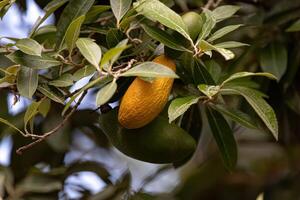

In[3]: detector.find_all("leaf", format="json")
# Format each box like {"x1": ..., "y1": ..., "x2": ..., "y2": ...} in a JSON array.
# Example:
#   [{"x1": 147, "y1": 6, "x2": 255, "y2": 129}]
[
  {"x1": 198, "y1": 84, "x2": 220, "y2": 98},
  {"x1": 0, "y1": 0, "x2": 10, "y2": 9},
  {"x1": 259, "y1": 42, "x2": 288, "y2": 81},
  {"x1": 207, "y1": 24, "x2": 242, "y2": 42},
  {"x1": 106, "y1": 28, "x2": 124, "y2": 49},
  {"x1": 29, "y1": 0, "x2": 69, "y2": 37},
  {"x1": 15, "y1": 38, "x2": 43, "y2": 56},
  {"x1": 212, "y1": 5, "x2": 240, "y2": 22},
  {"x1": 38, "y1": 98, "x2": 51, "y2": 117},
  {"x1": 168, "y1": 96, "x2": 199, "y2": 123},
  {"x1": 199, "y1": 40, "x2": 235, "y2": 60},
  {"x1": 206, "y1": 106, "x2": 237, "y2": 170},
  {"x1": 192, "y1": 58, "x2": 215, "y2": 85},
  {"x1": 73, "y1": 65, "x2": 96, "y2": 81},
  {"x1": 100, "y1": 39, "x2": 128, "y2": 70},
  {"x1": 214, "y1": 41, "x2": 248, "y2": 49},
  {"x1": 196, "y1": 10, "x2": 216, "y2": 43},
  {"x1": 85, "y1": 5, "x2": 111, "y2": 23},
  {"x1": 17, "y1": 66, "x2": 38, "y2": 99},
  {"x1": 56, "y1": 0, "x2": 95, "y2": 49},
  {"x1": 121, "y1": 62, "x2": 178, "y2": 78},
  {"x1": 286, "y1": 19, "x2": 300, "y2": 32},
  {"x1": 37, "y1": 85, "x2": 65, "y2": 104},
  {"x1": 24, "y1": 101, "x2": 41, "y2": 134},
  {"x1": 76, "y1": 38, "x2": 102, "y2": 70},
  {"x1": 220, "y1": 86, "x2": 278, "y2": 140},
  {"x1": 222, "y1": 72, "x2": 277, "y2": 85},
  {"x1": 133, "y1": 0, "x2": 191, "y2": 40},
  {"x1": 210, "y1": 104, "x2": 259, "y2": 129},
  {"x1": 96, "y1": 80, "x2": 117, "y2": 106},
  {"x1": 110, "y1": 0, "x2": 132, "y2": 26},
  {"x1": 49, "y1": 73, "x2": 74, "y2": 87},
  {"x1": 64, "y1": 15, "x2": 86, "y2": 53},
  {"x1": 6, "y1": 51, "x2": 61, "y2": 69},
  {"x1": 204, "y1": 60, "x2": 221, "y2": 83},
  {"x1": 142, "y1": 24, "x2": 191, "y2": 52},
  {"x1": 0, "y1": 117, "x2": 25, "y2": 136}
]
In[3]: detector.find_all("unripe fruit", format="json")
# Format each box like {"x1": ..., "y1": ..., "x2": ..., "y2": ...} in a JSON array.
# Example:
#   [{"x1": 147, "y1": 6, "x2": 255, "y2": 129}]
[
  {"x1": 182, "y1": 11, "x2": 203, "y2": 41},
  {"x1": 118, "y1": 55, "x2": 176, "y2": 129}
]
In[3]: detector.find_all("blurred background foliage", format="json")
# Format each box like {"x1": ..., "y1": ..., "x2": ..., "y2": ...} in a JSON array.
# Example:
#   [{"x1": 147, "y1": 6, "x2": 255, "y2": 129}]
[{"x1": 0, "y1": 0, "x2": 300, "y2": 199}]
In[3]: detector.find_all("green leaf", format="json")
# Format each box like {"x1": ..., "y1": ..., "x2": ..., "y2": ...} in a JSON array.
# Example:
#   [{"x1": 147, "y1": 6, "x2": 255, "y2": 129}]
[
  {"x1": 0, "y1": 117, "x2": 25, "y2": 136},
  {"x1": 168, "y1": 96, "x2": 199, "y2": 123},
  {"x1": 210, "y1": 104, "x2": 259, "y2": 129},
  {"x1": 192, "y1": 58, "x2": 215, "y2": 85},
  {"x1": 134, "y1": 0, "x2": 191, "y2": 40},
  {"x1": 49, "y1": 73, "x2": 74, "y2": 87},
  {"x1": 212, "y1": 5, "x2": 240, "y2": 22},
  {"x1": 199, "y1": 40, "x2": 235, "y2": 60},
  {"x1": 96, "y1": 80, "x2": 117, "y2": 106},
  {"x1": 38, "y1": 98, "x2": 51, "y2": 117},
  {"x1": 29, "y1": 0, "x2": 69, "y2": 37},
  {"x1": 37, "y1": 85, "x2": 65, "y2": 104},
  {"x1": 204, "y1": 60, "x2": 221, "y2": 83},
  {"x1": 142, "y1": 24, "x2": 191, "y2": 52},
  {"x1": 206, "y1": 106, "x2": 237, "y2": 170},
  {"x1": 17, "y1": 66, "x2": 38, "y2": 99},
  {"x1": 85, "y1": 5, "x2": 111, "y2": 23},
  {"x1": 73, "y1": 65, "x2": 96, "y2": 81},
  {"x1": 220, "y1": 86, "x2": 278, "y2": 140},
  {"x1": 286, "y1": 19, "x2": 300, "y2": 32},
  {"x1": 198, "y1": 84, "x2": 220, "y2": 98},
  {"x1": 121, "y1": 62, "x2": 178, "y2": 78},
  {"x1": 15, "y1": 38, "x2": 43, "y2": 56},
  {"x1": 259, "y1": 42, "x2": 288, "y2": 81},
  {"x1": 76, "y1": 38, "x2": 102, "y2": 70},
  {"x1": 24, "y1": 101, "x2": 41, "y2": 134},
  {"x1": 0, "y1": 0, "x2": 10, "y2": 9},
  {"x1": 64, "y1": 15, "x2": 86, "y2": 53},
  {"x1": 110, "y1": 0, "x2": 132, "y2": 26},
  {"x1": 222, "y1": 72, "x2": 277, "y2": 85},
  {"x1": 196, "y1": 10, "x2": 216, "y2": 43},
  {"x1": 56, "y1": 0, "x2": 95, "y2": 49},
  {"x1": 6, "y1": 51, "x2": 61, "y2": 69},
  {"x1": 106, "y1": 28, "x2": 124, "y2": 49},
  {"x1": 207, "y1": 24, "x2": 242, "y2": 42},
  {"x1": 100, "y1": 39, "x2": 128, "y2": 70},
  {"x1": 214, "y1": 41, "x2": 248, "y2": 49}
]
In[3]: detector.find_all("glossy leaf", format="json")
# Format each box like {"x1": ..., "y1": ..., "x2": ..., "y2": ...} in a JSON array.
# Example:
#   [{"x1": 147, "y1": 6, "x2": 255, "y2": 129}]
[
  {"x1": 106, "y1": 28, "x2": 123, "y2": 48},
  {"x1": 199, "y1": 40, "x2": 235, "y2": 60},
  {"x1": 121, "y1": 61, "x2": 178, "y2": 78},
  {"x1": 110, "y1": 0, "x2": 132, "y2": 26},
  {"x1": 73, "y1": 65, "x2": 96, "y2": 81},
  {"x1": 198, "y1": 84, "x2": 220, "y2": 98},
  {"x1": 15, "y1": 38, "x2": 43, "y2": 56},
  {"x1": 192, "y1": 58, "x2": 215, "y2": 85},
  {"x1": 208, "y1": 24, "x2": 242, "y2": 42},
  {"x1": 85, "y1": 5, "x2": 111, "y2": 23},
  {"x1": 76, "y1": 38, "x2": 102, "y2": 70},
  {"x1": 37, "y1": 85, "x2": 65, "y2": 104},
  {"x1": 214, "y1": 41, "x2": 248, "y2": 49},
  {"x1": 206, "y1": 106, "x2": 237, "y2": 170},
  {"x1": 24, "y1": 101, "x2": 41, "y2": 134},
  {"x1": 49, "y1": 74, "x2": 74, "y2": 87},
  {"x1": 17, "y1": 66, "x2": 38, "y2": 99},
  {"x1": 168, "y1": 96, "x2": 200, "y2": 123},
  {"x1": 134, "y1": 0, "x2": 190, "y2": 40},
  {"x1": 0, "y1": 117, "x2": 25, "y2": 136},
  {"x1": 212, "y1": 5, "x2": 240, "y2": 22},
  {"x1": 6, "y1": 51, "x2": 61, "y2": 69},
  {"x1": 221, "y1": 86, "x2": 278, "y2": 140},
  {"x1": 96, "y1": 80, "x2": 117, "y2": 106},
  {"x1": 259, "y1": 42, "x2": 288, "y2": 81},
  {"x1": 64, "y1": 15, "x2": 86, "y2": 53},
  {"x1": 222, "y1": 72, "x2": 277, "y2": 85},
  {"x1": 196, "y1": 10, "x2": 216, "y2": 43}
]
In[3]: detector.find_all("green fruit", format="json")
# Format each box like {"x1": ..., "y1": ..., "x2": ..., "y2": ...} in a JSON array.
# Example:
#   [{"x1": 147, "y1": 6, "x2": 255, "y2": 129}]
[
  {"x1": 182, "y1": 11, "x2": 203, "y2": 41},
  {"x1": 99, "y1": 109, "x2": 196, "y2": 164}
]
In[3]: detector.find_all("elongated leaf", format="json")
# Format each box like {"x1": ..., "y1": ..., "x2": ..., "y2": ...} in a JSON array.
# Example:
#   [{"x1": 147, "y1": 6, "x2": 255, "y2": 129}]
[
  {"x1": 215, "y1": 41, "x2": 248, "y2": 49},
  {"x1": 168, "y1": 96, "x2": 199, "y2": 123},
  {"x1": 17, "y1": 66, "x2": 38, "y2": 99},
  {"x1": 134, "y1": 0, "x2": 190, "y2": 40},
  {"x1": 208, "y1": 24, "x2": 242, "y2": 42},
  {"x1": 100, "y1": 39, "x2": 128, "y2": 70},
  {"x1": 192, "y1": 58, "x2": 215, "y2": 85},
  {"x1": 56, "y1": 0, "x2": 95, "y2": 49},
  {"x1": 37, "y1": 85, "x2": 65, "y2": 104},
  {"x1": 206, "y1": 106, "x2": 237, "y2": 170},
  {"x1": 210, "y1": 104, "x2": 259, "y2": 129},
  {"x1": 121, "y1": 62, "x2": 178, "y2": 78},
  {"x1": 106, "y1": 28, "x2": 124, "y2": 48},
  {"x1": 199, "y1": 40, "x2": 235, "y2": 60},
  {"x1": 222, "y1": 72, "x2": 277, "y2": 85},
  {"x1": 96, "y1": 80, "x2": 117, "y2": 106},
  {"x1": 286, "y1": 19, "x2": 300, "y2": 32},
  {"x1": 0, "y1": 0, "x2": 10, "y2": 9},
  {"x1": 196, "y1": 10, "x2": 216, "y2": 43},
  {"x1": 110, "y1": 0, "x2": 132, "y2": 26},
  {"x1": 73, "y1": 65, "x2": 96, "y2": 81},
  {"x1": 0, "y1": 117, "x2": 25, "y2": 136},
  {"x1": 49, "y1": 74, "x2": 74, "y2": 87},
  {"x1": 76, "y1": 38, "x2": 102, "y2": 70},
  {"x1": 29, "y1": 0, "x2": 69, "y2": 37},
  {"x1": 85, "y1": 5, "x2": 111, "y2": 23},
  {"x1": 6, "y1": 51, "x2": 61, "y2": 69},
  {"x1": 24, "y1": 101, "x2": 41, "y2": 134},
  {"x1": 38, "y1": 98, "x2": 51, "y2": 117},
  {"x1": 142, "y1": 24, "x2": 190, "y2": 52},
  {"x1": 198, "y1": 84, "x2": 220, "y2": 98},
  {"x1": 212, "y1": 5, "x2": 240, "y2": 22},
  {"x1": 15, "y1": 38, "x2": 43, "y2": 56},
  {"x1": 259, "y1": 42, "x2": 288, "y2": 81},
  {"x1": 64, "y1": 15, "x2": 85, "y2": 53},
  {"x1": 220, "y1": 86, "x2": 278, "y2": 140}
]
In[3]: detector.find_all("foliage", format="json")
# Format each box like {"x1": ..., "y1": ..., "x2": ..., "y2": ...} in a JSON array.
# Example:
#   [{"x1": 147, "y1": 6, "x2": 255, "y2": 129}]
[{"x1": 0, "y1": 0, "x2": 300, "y2": 199}]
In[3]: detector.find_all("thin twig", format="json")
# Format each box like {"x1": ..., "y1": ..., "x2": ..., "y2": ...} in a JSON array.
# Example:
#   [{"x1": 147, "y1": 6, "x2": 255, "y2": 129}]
[
  {"x1": 16, "y1": 91, "x2": 87, "y2": 155},
  {"x1": 204, "y1": 0, "x2": 222, "y2": 9}
]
